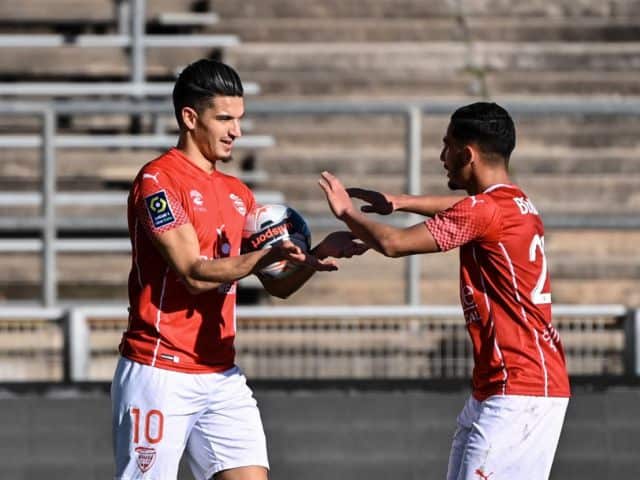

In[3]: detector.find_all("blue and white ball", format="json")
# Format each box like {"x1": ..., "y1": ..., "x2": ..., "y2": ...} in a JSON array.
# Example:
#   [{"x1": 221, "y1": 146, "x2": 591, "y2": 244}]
[{"x1": 242, "y1": 204, "x2": 312, "y2": 278}]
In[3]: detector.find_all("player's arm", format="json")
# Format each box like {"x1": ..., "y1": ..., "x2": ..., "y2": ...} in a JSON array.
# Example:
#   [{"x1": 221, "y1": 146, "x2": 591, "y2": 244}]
[
  {"x1": 319, "y1": 172, "x2": 440, "y2": 257},
  {"x1": 152, "y1": 223, "x2": 336, "y2": 295},
  {"x1": 258, "y1": 231, "x2": 369, "y2": 298},
  {"x1": 347, "y1": 187, "x2": 462, "y2": 217}
]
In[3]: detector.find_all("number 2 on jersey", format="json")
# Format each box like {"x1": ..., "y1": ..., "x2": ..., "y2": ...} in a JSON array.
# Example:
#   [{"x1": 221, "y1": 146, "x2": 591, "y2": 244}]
[{"x1": 529, "y1": 234, "x2": 551, "y2": 304}]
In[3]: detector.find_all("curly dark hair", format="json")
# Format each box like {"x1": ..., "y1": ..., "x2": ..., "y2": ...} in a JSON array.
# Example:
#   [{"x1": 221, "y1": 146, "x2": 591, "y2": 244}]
[{"x1": 450, "y1": 102, "x2": 516, "y2": 161}]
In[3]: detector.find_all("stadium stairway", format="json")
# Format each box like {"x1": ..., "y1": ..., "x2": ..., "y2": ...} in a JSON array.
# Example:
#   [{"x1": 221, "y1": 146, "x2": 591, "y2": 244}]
[
  {"x1": 0, "y1": 0, "x2": 639, "y2": 308},
  {"x1": 207, "y1": 0, "x2": 640, "y2": 307}
]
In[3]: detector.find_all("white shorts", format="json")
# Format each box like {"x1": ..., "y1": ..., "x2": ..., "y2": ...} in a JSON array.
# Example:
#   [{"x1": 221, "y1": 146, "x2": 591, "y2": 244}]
[
  {"x1": 111, "y1": 357, "x2": 269, "y2": 480},
  {"x1": 446, "y1": 394, "x2": 568, "y2": 480}
]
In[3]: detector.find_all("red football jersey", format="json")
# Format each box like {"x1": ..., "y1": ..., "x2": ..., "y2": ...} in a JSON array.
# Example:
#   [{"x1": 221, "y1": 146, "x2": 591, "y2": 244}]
[
  {"x1": 425, "y1": 184, "x2": 570, "y2": 400},
  {"x1": 120, "y1": 148, "x2": 256, "y2": 373}
]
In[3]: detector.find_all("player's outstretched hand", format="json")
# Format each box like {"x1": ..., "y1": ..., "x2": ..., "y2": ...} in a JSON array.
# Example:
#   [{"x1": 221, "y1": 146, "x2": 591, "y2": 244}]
[
  {"x1": 314, "y1": 231, "x2": 369, "y2": 259},
  {"x1": 346, "y1": 187, "x2": 395, "y2": 215},
  {"x1": 275, "y1": 239, "x2": 338, "y2": 272},
  {"x1": 318, "y1": 171, "x2": 355, "y2": 220}
]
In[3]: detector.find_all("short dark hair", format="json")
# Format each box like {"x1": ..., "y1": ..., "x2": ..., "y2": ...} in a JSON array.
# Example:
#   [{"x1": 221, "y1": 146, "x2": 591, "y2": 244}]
[
  {"x1": 449, "y1": 102, "x2": 516, "y2": 161},
  {"x1": 172, "y1": 59, "x2": 244, "y2": 127}
]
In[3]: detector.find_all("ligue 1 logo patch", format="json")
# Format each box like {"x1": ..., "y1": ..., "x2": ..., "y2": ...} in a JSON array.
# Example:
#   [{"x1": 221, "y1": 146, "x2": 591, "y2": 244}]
[
  {"x1": 135, "y1": 446, "x2": 156, "y2": 473},
  {"x1": 145, "y1": 191, "x2": 175, "y2": 228}
]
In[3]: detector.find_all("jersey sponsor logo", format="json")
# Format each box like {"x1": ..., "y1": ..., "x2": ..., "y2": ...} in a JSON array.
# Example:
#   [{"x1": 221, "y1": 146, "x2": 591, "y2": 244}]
[
  {"x1": 135, "y1": 446, "x2": 156, "y2": 473},
  {"x1": 514, "y1": 196, "x2": 539, "y2": 215},
  {"x1": 462, "y1": 285, "x2": 481, "y2": 323},
  {"x1": 248, "y1": 220, "x2": 291, "y2": 249},
  {"x1": 190, "y1": 189, "x2": 204, "y2": 206},
  {"x1": 145, "y1": 191, "x2": 176, "y2": 228},
  {"x1": 230, "y1": 193, "x2": 247, "y2": 215}
]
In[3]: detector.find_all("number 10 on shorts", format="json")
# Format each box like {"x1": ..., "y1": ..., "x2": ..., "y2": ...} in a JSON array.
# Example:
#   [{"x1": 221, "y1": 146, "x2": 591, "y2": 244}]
[{"x1": 131, "y1": 407, "x2": 164, "y2": 444}]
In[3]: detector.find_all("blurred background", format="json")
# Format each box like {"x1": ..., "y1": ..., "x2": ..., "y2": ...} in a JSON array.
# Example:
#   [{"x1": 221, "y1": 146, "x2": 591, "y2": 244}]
[{"x1": 1, "y1": 0, "x2": 639, "y2": 478}]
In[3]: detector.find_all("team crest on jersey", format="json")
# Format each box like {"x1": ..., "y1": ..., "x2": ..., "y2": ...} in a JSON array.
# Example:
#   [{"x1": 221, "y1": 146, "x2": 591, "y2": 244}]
[
  {"x1": 229, "y1": 193, "x2": 246, "y2": 215},
  {"x1": 135, "y1": 446, "x2": 156, "y2": 473},
  {"x1": 145, "y1": 191, "x2": 175, "y2": 228}
]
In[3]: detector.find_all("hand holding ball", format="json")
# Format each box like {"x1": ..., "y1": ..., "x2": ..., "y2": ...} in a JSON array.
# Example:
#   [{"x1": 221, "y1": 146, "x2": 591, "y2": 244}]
[{"x1": 242, "y1": 204, "x2": 312, "y2": 278}]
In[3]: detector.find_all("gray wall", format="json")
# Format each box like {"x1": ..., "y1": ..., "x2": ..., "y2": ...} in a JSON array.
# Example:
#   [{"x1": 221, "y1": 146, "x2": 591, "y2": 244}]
[{"x1": 1, "y1": 384, "x2": 639, "y2": 479}]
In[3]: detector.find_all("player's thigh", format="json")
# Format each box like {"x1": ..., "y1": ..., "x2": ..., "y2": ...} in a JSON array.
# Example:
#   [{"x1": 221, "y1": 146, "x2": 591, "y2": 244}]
[
  {"x1": 111, "y1": 357, "x2": 205, "y2": 479},
  {"x1": 456, "y1": 395, "x2": 568, "y2": 480},
  {"x1": 185, "y1": 367, "x2": 269, "y2": 480}
]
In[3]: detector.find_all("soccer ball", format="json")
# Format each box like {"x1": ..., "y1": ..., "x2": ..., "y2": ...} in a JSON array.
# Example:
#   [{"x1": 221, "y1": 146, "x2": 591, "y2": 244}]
[{"x1": 242, "y1": 204, "x2": 312, "y2": 278}]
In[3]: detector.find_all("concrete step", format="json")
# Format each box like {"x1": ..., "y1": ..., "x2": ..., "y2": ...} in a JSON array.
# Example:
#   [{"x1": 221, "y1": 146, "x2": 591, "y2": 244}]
[
  {"x1": 1, "y1": 228, "x2": 638, "y2": 306},
  {"x1": 0, "y1": 45, "x2": 214, "y2": 79},
  {"x1": 2, "y1": 171, "x2": 635, "y2": 219},
  {"x1": 225, "y1": 42, "x2": 640, "y2": 98},
  {"x1": 209, "y1": 0, "x2": 457, "y2": 19},
  {"x1": 0, "y1": 275, "x2": 637, "y2": 306},
  {"x1": 257, "y1": 145, "x2": 640, "y2": 176},
  {"x1": 228, "y1": 42, "x2": 640, "y2": 74},
  {"x1": 487, "y1": 70, "x2": 640, "y2": 96},
  {"x1": 467, "y1": 17, "x2": 640, "y2": 42},
  {"x1": 258, "y1": 173, "x2": 640, "y2": 215},
  {"x1": 209, "y1": 0, "x2": 640, "y2": 19},
  {"x1": 250, "y1": 113, "x2": 640, "y2": 149},
  {"x1": 0, "y1": 0, "x2": 202, "y2": 24},
  {"x1": 210, "y1": 18, "x2": 465, "y2": 42},
  {"x1": 8, "y1": 143, "x2": 639, "y2": 185},
  {"x1": 209, "y1": 17, "x2": 640, "y2": 43},
  {"x1": 0, "y1": 147, "x2": 267, "y2": 186},
  {"x1": 0, "y1": 0, "x2": 113, "y2": 23}
]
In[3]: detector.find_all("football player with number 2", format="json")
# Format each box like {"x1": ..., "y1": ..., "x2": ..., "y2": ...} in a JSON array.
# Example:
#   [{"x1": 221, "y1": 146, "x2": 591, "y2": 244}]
[
  {"x1": 319, "y1": 102, "x2": 570, "y2": 480},
  {"x1": 111, "y1": 59, "x2": 367, "y2": 480}
]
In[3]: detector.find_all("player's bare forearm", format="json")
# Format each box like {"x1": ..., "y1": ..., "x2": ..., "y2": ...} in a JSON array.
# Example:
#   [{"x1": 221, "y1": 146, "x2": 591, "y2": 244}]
[
  {"x1": 340, "y1": 208, "x2": 405, "y2": 257},
  {"x1": 319, "y1": 172, "x2": 439, "y2": 257},
  {"x1": 347, "y1": 187, "x2": 461, "y2": 217},
  {"x1": 392, "y1": 194, "x2": 462, "y2": 217},
  {"x1": 152, "y1": 223, "x2": 316, "y2": 294},
  {"x1": 190, "y1": 249, "x2": 273, "y2": 284}
]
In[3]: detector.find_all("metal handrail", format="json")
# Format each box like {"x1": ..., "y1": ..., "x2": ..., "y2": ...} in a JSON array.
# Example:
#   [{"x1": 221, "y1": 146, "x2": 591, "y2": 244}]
[
  {"x1": 0, "y1": 0, "x2": 257, "y2": 98},
  {"x1": 0, "y1": 304, "x2": 633, "y2": 382},
  {"x1": 1, "y1": 97, "x2": 640, "y2": 306},
  {"x1": 0, "y1": 82, "x2": 260, "y2": 97}
]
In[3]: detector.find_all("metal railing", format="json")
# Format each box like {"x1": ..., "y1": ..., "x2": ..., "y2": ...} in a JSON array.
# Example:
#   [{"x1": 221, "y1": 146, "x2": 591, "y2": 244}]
[
  {"x1": 0, "y1": 0, "x2": 261, "y2": 97},
  {"x1": 0, "y1": 100, "x2": 278, "y2": 305},
  {"x1": 2, "y1": 97, "x2": 640, "y2": 306},
  {"x1": 0, "y1": 304, "x2": 635, "y2": 382}
]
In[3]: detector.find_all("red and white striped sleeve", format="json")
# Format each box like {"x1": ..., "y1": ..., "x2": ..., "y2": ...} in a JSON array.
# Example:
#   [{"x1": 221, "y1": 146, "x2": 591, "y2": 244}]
[
  {"x1": 425, "y1": 195, "x2": 498, "y2": 251},
  {"x1": 134, "y1": 169, "x2": 190, "y2": 236}
]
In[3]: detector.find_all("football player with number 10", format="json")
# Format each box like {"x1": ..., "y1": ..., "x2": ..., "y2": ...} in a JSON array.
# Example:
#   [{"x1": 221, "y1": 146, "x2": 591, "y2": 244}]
[{"x1": 111, "y1": 59, "x2": 367, "y2": 480}]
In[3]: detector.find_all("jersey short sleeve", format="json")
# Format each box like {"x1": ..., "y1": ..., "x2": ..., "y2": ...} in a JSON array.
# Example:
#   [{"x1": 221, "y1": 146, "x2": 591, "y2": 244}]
[
  {"x1": 134, "y1": 169, "x2": 189, "y2": 235},
  {"x1": 425, "y1": 195, "x2": 498, "y2": 251}
]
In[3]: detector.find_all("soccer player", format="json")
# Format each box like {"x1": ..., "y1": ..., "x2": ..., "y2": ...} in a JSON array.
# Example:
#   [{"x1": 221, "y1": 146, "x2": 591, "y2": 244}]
[
  {"x1": 319, "y1": 102, "x2": 570, "y2": 480},
  {"x1": 111, "y1": 59, "x2": 366, "y2": 480}
]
